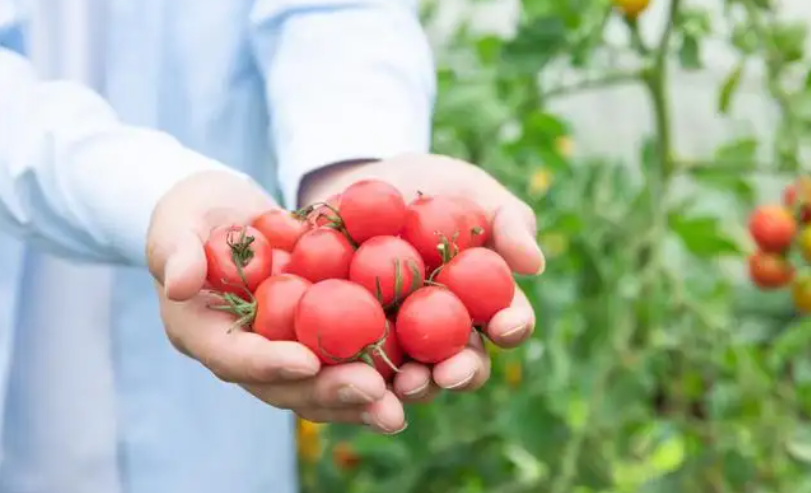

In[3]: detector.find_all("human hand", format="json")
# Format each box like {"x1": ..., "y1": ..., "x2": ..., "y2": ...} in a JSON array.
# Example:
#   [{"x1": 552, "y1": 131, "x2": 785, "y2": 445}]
[
  {"x1": 299, "y1": 153, "x2": 545, "y2": 404},
  {"x1": 146, "y1": 170, "x2": 406, "y2": 433}
]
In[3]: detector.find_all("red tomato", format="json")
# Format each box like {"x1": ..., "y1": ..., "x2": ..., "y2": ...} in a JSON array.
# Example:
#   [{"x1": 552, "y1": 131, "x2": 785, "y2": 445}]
[
  {"x1": 401, "y1": 195, "x2": 473, "y2": 271},
  {"x1": 310, "y1": 194, "x2": 343, "y2": 228},
  {"x1": 349, "y1": 236, "x2": 425, "y2": 306},
  {"x1": 395, "y1": 286, "x2": 471, "y2": 364},
  {"x1": 748, "y1": 251, "x2": 794, "y2": 290},
  {"x1": 295, "y1": 279, "x2": 387, "y2": 364},
  {"x1": 205, "y1": 225, "x2": 272, "y2": 295},
  {"x1": 270, "y1": 249, "x2": 291, "y2": 276},
  {"x1": 372, "y1": 321, "x2": 405, "y2": 381},
  {"x1": 251, "y1": 209, "x2": 308, "y2": 252},
  {"x1": 287, "y1": 228, "x2": 355, "y2": 282},
  {"x1": 435, "y1": 247, "x2": 514, "y2": 324},
  {"x1": 252, "y1": 274, "x2": 311, "y2": 341},
  {"x1": 453, "y1": 197, "x2": 490, "y2": 247},
  {"x1": 748, "y1": 205, "x2": 796, "y2": 253},
  {"x1": 339, "y1": 179, "x2": 406, "y2": 243}
]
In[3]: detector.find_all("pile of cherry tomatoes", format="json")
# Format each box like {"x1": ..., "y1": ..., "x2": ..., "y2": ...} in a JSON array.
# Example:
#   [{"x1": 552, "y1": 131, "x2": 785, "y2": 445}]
[
  {"x1": 203, "y1": 179, "x2": 515, "y2": 380},
  {"x1": 747, "y1": 177, "x2": 811, "y2": 313}
]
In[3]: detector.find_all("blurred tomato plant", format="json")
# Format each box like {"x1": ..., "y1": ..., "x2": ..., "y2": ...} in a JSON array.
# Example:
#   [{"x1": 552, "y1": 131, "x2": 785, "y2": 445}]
[{"x1": 299, "y1": 0, "x2": 811, "y2": 491}]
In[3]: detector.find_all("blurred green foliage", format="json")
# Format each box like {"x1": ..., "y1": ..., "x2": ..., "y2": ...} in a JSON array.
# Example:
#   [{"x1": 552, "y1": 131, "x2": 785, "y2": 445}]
[{"x1": 300, "y1": 0, "x2": 811, "y2": 491}]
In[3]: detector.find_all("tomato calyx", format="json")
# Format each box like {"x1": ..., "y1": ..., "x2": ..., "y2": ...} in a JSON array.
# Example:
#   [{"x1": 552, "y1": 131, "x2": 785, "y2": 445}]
[
  {"x1": 374, "y1": 258, "x2": 423, "y2": 312},
  {"x1": 224, "y1": 226, "x2": 261, "y2": 288},
  {"x1": 205, "y1": 288, "x2": 258, "y2": 333},
  {"x1": 315, "y1": 321, "x2": 400, "y2": 374},
  {"x1": 295, "y1": 202, "x2": 359, "y2": 248}
]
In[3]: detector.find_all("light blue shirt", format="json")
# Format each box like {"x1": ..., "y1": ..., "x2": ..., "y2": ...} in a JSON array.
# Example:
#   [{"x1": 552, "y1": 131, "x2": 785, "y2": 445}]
[{"x1": 0, "y1": 1, "x2": 434, "y2": 492}]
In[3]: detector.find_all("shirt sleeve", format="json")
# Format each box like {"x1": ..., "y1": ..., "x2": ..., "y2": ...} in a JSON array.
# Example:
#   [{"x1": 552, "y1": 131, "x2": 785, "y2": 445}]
[
  {"x1": 248, "y1": 0, "x2": 436, "y2": 208},
  {"x1": 0, "y1": 7, "x2": 240, "y2": 265}
]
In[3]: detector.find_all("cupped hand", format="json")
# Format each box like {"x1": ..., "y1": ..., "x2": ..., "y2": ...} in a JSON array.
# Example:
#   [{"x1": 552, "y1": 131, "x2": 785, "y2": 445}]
[
  {"x1": 146, "y1": 170, "x2": 404, "y2": 433},
  {"x1": 299, "y1": 153, "x2": 545, "y2": 404}
]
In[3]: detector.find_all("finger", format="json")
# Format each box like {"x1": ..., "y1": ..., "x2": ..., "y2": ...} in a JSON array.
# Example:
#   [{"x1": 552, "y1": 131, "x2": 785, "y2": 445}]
[
  {"x1": 393, "y1": 362, "x2": 439, "y2": 403},
  {"x1": 489, "y1": 203, "x2": 544, "y2": 276},
  {"x1": 483, "y1": 287, "x2": 535, "y2": 348},
  {"x1": 432, "y1": 332, "x2": 491, "y2": 391},
  {"x1": 361, "y1": 390, "x2": 407, "y2": 434},
  {"x1": 166, "y1": 297, "x2": 320, "y2": 383},
  {"x1": 245, "y1": 362, "x2": 387, "y2": 410},
  {"x1": 161, "y1": 230, "x2": 208, "y2": 301},
  {"x1": 296, "y1": 407, "x2": 365, "y2": 425}
]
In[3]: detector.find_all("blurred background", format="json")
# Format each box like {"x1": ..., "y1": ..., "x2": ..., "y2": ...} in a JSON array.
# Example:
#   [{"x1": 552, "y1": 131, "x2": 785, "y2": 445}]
[{"x1": 297, "y1": 0, "x2": 811, "y2": 491}]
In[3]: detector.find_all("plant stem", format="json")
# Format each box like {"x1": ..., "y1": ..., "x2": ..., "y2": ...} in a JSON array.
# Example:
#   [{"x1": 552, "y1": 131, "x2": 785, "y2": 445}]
[{"x1": 541, "y1": 71, "x2": 642, "y2": 100}]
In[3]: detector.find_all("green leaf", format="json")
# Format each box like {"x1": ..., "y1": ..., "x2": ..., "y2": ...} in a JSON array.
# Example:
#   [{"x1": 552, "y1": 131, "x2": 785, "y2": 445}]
[
  {"x1": 768, "y1": 317, "x2": 811, "y2": 372},
  {"x1": 669, "y1": 215, "x2": 742, "y2": 257},
  {"x1": 786, "y1": 425, "x2": 811, "y2": 464},
  {"x1": 678, "y1": 35, "x2": 701, "y2": 70},
  {"x1": 713, "y1": 137, "x2": 758, "y2": 168},
  {"x1": 718, "y1": 61, "x2": 744, "y2": 114},
  {"x1": 771, "y1": 22, "x2": 806, "y2": 64}
]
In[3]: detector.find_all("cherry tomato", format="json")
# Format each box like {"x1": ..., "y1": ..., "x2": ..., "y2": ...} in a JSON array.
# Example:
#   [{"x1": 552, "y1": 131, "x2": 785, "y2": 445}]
[
  {"x1": 251, "y1": 209, "x2": 308, "y2": 252},
  {"x1": 748, "y1": 251, "x2": 794, "y2": 290},
  {"x1": 784, "y1": 183, "x2": 811, "y2": 224},
  {"x1": 295, "y1": 279, "x2": 387, "y2": 364},
  {"x1": 401, "y1": 195, "x2": 473, "y2": 271},
  {"x1": 435, "y1": 247, "x2": 514, "y2": 324},
  {"x1": 349, "y1": 236, "x2": 425, "y2": 306},
  {"x1": 270, "y1": 249, "x2": 292, "y2": 275},
  {"x1": 252, "y1": 274, "x2": 311, "y2": 341},
  {"x1": 338, "y1": 179, "x2": 406, "y2": 243},
  {"x1": 288, "y1": 228, "x2": 355, "y2": 282},
  {"x1": 205, "y1": 225, "x2": 272, "y2": 295},
  {"x1": 792, "y1": 275, "x2": 811, "y2": 313},
  {"x1": 371, "y1": 321, "x2": 405, "y2": 381},
  {"x1": 799, "y1": 227, "x2": 811, "y2": 262},
  {"x1": 395, "y1": 286, "x2": 471, "y2": 364},
  {"x1": 310, "y1": 194, "x2": 342, "y2": 228},
  {"x1": 748, "y1": 205, "x2": 796, "y2": 253},
  {"x1": 453, "y1": 197, "x2": 490, "y2": 247}
]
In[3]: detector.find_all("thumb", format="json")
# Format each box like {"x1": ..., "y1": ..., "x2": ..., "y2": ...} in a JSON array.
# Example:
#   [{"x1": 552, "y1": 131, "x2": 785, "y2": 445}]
[
  {"x1": 159, "y1": 230, "x2": 208, "y2": 301},
  {"x1": 490, "y1": 203, "x2": 545, "y2": 276}
]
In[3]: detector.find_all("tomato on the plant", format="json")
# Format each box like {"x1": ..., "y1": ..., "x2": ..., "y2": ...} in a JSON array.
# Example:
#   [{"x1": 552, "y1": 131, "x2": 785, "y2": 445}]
[
  {"x1": 205, "y1": 225, "x2": 272, "y2": 295},
  {"x1": 401, "y1": 195, "x2": 473, "y2": 270},
  {"x1": 288, "y1": 228, "x2": 355, "y2": 282},
  {"x1": 332, "y1": 442, "x2": 361, "y2": 471},
  {"x1": 270, "y1": 249, "x2": 291, "y2": 276},
  {"x1": 435, "y1": 247, "x2": 514, "y2": 324},
  {"x1": 453, "y1": 197, "x2": 490, "y2": 247},
  {"x1": 395, "y1": 286, "x2": 471, "y2": 364},
  {"x1": 372, "y1": 321, "x2": 404, "y2": 381},
  {"x1": 339, "y1": 179, "x2": 407, "y2": 243},
  {"x1": 251, "y1": 274, "x2": 311, "y2": 341},
  {"x1": 613, "y1": 0, "x2": 649, "y2": 18},
  {"x1": 349, "y1": 236, "x2": 425, "y2": 306},
  {"x1": 784, "y1": 183, "x2": 811, "y2": 224},
  {"x1": 748, "y1": 205, "x2": 796, "y2": 253},
  {"x1": 748, "y1": 251, "x2": 794, "y2": 290},
  {"x1": 295, "y1": 279, "x2": 388, "y2": 364},
  {"x1": 251, "y1": 209, "x2": 308, "y2": 252},
  {"x1": 792, "y1": 275, "x2": 811, "y2": 313}
]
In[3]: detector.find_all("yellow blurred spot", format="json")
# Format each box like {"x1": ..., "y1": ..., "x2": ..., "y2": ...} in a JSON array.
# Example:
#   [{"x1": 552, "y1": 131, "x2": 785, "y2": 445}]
[
  {"x1": 539, "y1": 232, "x2": 569, "y2": 258},
  {"x1": 555, "y1": 136, "x2": 573, "y2": 157},
  {"x1": 613, "y1": 0, "x2": 651, "y2": 18},
  {"x1": 297, "y1": 418, "x2": 324, "y2": 463},
  {"x1": 505, "y1": 361, "x2": 523, "y2": 388},
  {"x1": 528, "y1": 168, "x2": 553, "y2": 196}
]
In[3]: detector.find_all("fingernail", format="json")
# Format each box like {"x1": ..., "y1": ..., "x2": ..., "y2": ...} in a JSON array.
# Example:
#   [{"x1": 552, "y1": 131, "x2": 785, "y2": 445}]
[
  {"x1": 444, "y1": 371, "x2": 475, "y2": 390},
  {"x1": 403, "y1": 382, "x2": 429, "y2": 398},
  {"x1": 500, "y1": 323, "x2": 527, "y2": 341},
  {"x1": 280, "y1": 367, "x2": 317, "y2": 379},
  {"x1": 361, "y1": 412, "x2": 408, "y2": 435},
  {"x1": 338, "y1": 385, "x2": 374, "y2": 404}
]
